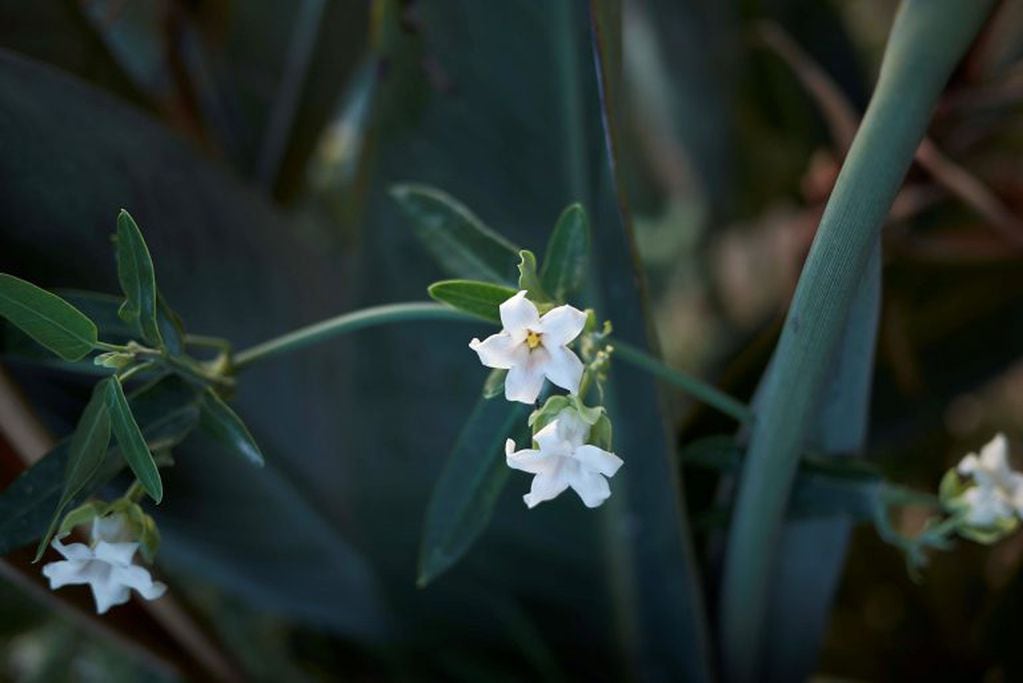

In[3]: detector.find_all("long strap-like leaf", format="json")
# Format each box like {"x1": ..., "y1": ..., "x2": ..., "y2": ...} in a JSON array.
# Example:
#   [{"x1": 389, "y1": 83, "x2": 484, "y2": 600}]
[{"x1": 718, "y1": 2, "x2": 997, "y2": 680}]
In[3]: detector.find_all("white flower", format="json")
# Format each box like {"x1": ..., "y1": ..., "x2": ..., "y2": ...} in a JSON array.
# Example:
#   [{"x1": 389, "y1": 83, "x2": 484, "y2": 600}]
[
  {"x1": 505, "y1": 408, "x2": 623, "y2": 508},
  {"x1": 469, "y1": 291, "x2": 587, "y2": 404},
  {"x1": 41, "y1": 514, "x2": 166, "y2": 614},
  {"x1": 956, "y1": 433, "x2": 1023, "y2": 526}
]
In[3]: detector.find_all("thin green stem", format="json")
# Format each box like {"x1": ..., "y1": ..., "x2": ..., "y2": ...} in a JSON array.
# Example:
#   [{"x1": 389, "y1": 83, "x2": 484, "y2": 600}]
[
  {"x1": 124, "y1": 481, "x2": 147, "y2": 503},
  {"x1": 231, "y1": 302, "x2": 476, "y2": 371},
  {"x1": 116, "y1": 360, "x2": 156, "y2": 383},
  {"x1": 184, "y1": 334, "x2": 232, "y2": 353},
  {"x1": 613, "y1": 341, "x2": 753, "y2": 424}
]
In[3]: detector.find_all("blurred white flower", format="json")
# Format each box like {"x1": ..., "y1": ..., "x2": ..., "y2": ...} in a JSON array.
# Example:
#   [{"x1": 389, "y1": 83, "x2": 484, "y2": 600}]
[
  {"x1": 41, "y1": 513, "x2": 166, "y2": 614},
  {"x1": 506, "y1": 408, "x2": 623, "y2": 508},
  {"x1": 956, "y1": 433, "x2": 1023, "y2": 526},
  {"x1": 469, "y1": 290, "x2": 587, "y2": 403}
]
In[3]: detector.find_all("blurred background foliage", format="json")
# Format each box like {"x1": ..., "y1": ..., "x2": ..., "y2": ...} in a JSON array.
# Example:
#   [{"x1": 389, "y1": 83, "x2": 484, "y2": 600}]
[{"x1": 0, "y1": 0, "x2": 1022, "y2": 680}]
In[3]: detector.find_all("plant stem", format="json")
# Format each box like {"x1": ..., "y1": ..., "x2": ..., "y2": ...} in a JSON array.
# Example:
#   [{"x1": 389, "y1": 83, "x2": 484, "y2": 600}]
[
  {"x1": 231, "y1": 302, "x2": 476, "y2": 371},
  {"x1": 613, "y1": 341, "x2": 753, "y2": 424}
]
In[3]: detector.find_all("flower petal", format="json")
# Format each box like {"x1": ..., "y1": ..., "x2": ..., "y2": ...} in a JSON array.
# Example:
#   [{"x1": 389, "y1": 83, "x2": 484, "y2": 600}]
[
  {"x1": 958, "y1": 453, "x2": 980, "y2": 476},
  {"x1": 91, "y1": 581, "x2": 131, "y2": 615},
  {"x1": 505, "y1": 348, "x2": 549, "y2": 403},
  {"x1": 51, "y1": 537, "x2": 94, "y2": 561},
  {"x1": 533, "y1": 420, "x2": 566, "y2": 454},
  {"x1": 542, "y1": 346, "x2": 584, "y2": 394},
  {"x1": 963, "y1": 486, "x2": 1013, "y2": 527},
  {"x1": 538, "y1": 304, "x2": 587, "y2": 346},
  {"x1": 554, "y1": 409, "x2": 590, "y2": 448},
  {"x1": 522, "y1": 459, "x2": 571, "y2": 508},
  {"x1": 506, "y1": 440, "x2": 553, "y2": 475},
  {"x1": 42, "y1": 559, "x2": 90, "y2": 589},
  {"x1": 980, "y1": 433, "x2": 1011, "y2": 475},
  {"x1": 94, "y1": 541, "x2": 139, "y2": 566},
  {"x1": 469, "y1": 333, "x2": 524, "y2": 369},
  {"x1": 499, "y1": 290, "x2": 540, "y2": 334},
  {"x1": 569, "y1": 468, "x2": 612, "y2": 508},
  {"x1": 573, "y1": 444, "x2": 623, "y2": 478},
  {"x1": 112, "y1": 564, "x2": 167, "y2": 601},
  {"x1": 92, "y1": 513, "x2": 130, "y2": 544}
]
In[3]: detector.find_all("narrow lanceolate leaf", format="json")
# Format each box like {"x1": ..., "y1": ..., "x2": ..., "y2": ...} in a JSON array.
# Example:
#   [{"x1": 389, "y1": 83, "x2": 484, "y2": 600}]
[
  {"x1": 199, "y1": 389, "x2": 265, "y2": 467},
  {"x1": 391, "y1": 183, "x2": 520, "y2": 284},
  {"x1": 428, "y1": 280, "x2": 517, "y2": 324},
  {"x1": 0, "y1": 274, "x2": 97, "y2": 361},
  {"x1": 105, "y1": 376, "x2": 163, "y2": 502},
  {"x1": 33, "y1": 383, "x2": 112, "y2": 560},
  {"x1": 418, "y1": 397, "x2": 530, "y2": 586},
  {"x1": 540, "y1": 204, "x2": 590, "y2": 303},
  {"x1": 115, "y1": 209, "x2": 163, "y2": 347}
]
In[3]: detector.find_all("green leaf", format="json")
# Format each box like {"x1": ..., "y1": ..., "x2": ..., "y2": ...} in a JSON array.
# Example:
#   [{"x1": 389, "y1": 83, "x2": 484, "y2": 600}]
[
  {"x1": 105, "y1": 376, "x2": 163, "y2": 502},
  {"x1": 418, "y1": 397, "x2": 530, "y2": 586},
  {"x1": 427, "y1": 280, "x2": 517, "y2": 324},
  {"x1": 719, "y1": 2, "x2": 998, "y2": 677},
  {"x1": 391, "y1": 183, "x2": 520, "y2": 284},
  {"x1": 0, "y1": 274, "x2": 97, "y2": 361},
  {"x1": 540, "y1": 204, "x2": 590, "y2": 302},
  {"x1": 33, "y1": 381, "x2": 112, "y2": 560},
  {"x1": 516, "y1": 250, "x2": 548, "y2": 303},
  {"x1": 115, "y1": 209, "x2": 163, "y2": 347},
  {"x1": 199, "y1": 389, "x2": 266, "y2": 467},
  {"x1": 156, "y1": 292, "x2": 186, "y2": 356},
  {"x1": 0, "y1": 377, "x2": 200, "y2": 557}
]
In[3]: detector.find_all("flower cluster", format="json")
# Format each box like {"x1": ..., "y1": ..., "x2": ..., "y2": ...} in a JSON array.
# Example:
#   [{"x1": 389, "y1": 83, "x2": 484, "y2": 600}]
[
  {"x1": 470, "y1": 290, "x2": 622, "y2": 508},
  {"x1": 941, "y1": 433, "x2": 1023, "y2": 542},
  {"x1": 42, "y1": 511, "x2": 166, "y2": 614}
]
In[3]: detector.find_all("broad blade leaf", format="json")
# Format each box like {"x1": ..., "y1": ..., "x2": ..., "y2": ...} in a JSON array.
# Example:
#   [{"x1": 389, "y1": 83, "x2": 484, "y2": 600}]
[
  {"x1": 199, "y1": 389, "x2": 265, "y2": 467},
  {"x1": 428, "y1": 280, "x2": 517, "y2": 324},
  {"x1": 418, "y1": 397, "x2": 530, "y2": 586},
  {"x1": 33, "y1": 381, "x2": 112, "y2": 560},
  {"x1": 0, "y1": 273, "x2": 97, "y2": 361},
  {"x1": 540, "y1": 204, "x2": 590, "y2": 302},
  {"x1": 115, "y1": 209, "x2": 163, "y2": 347},
  {"x1": 105, "y1": 376, "x2": 162, "y2": 502},
  {"x1": 391, "y1": 183, "x2": 520, "y2": 284}
]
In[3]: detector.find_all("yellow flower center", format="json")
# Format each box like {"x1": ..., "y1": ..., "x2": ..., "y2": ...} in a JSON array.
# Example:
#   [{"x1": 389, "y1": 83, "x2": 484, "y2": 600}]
[{"x1": 525, "y1": 329, "x2": 543, "y2": 350}]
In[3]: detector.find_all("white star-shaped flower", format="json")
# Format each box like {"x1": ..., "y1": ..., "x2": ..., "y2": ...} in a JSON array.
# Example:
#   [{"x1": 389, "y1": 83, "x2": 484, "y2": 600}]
[
  {"x1": 956, "y1": 433, "x2": 1023, "y2": 526},
  {"x1": 505, "y1": 408, "x2": 623, "y2": 508},
  {"x1": 469, "y1": 290, "x2": 587, "y2": 404},
  {"x1": 42, "y1": 513, "x2": 167, "y2": 614}
]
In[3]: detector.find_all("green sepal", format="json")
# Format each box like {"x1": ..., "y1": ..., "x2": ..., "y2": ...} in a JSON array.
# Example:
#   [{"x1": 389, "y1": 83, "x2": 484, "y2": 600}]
[
  {"x1": 938, "y1": 469, "x2": 969, "y2": 509},
  {"x1": 108, "y1": 500, "x2": 161, "y2": 563},
  {"x1": 56, "y1": 500, "x2": 111, "y2": 538},
  {"x1": 958, "y1": 515, "x2": 1019, "y2": 545},
  {"x1": 528, "y1": 396, "x2": 571, "y2": 434},
  {"x1": 589, "y1": 414, "x2": 613, "y2": 451}
]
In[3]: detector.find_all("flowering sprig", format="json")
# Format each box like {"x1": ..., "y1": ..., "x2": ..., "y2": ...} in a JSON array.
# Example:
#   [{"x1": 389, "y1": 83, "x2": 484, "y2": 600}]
[
  {"x1": 454, "y1": 234, "x2": 625, "y2": 507},
  {"x1": 875, "y1": 433, "x2": 1023, "y2": 574},
  {"x1": 42, "y1": 486, "x2": 165, "y2": 614}
]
